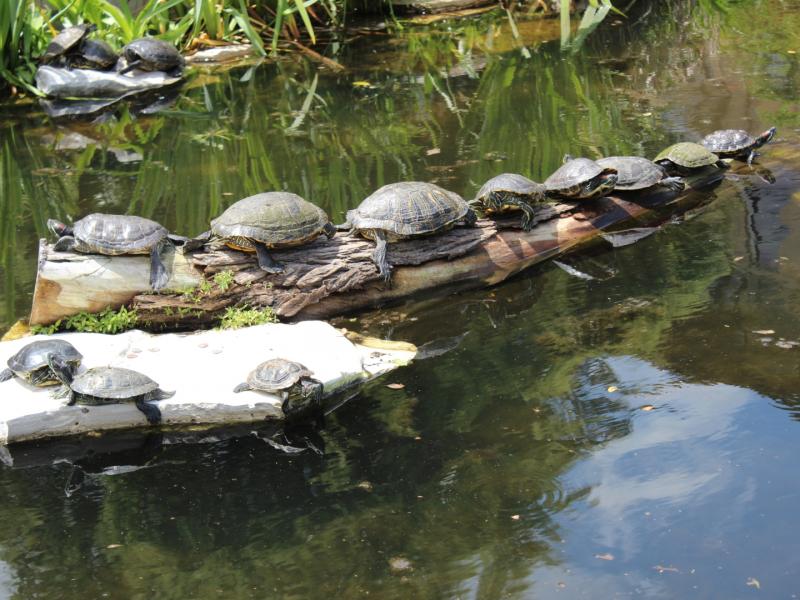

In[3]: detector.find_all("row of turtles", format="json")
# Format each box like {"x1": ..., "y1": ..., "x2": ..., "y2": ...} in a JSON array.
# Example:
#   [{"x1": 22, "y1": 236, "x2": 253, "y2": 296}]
[
  {"x1": 1, "y1": 340, "x2": 323, "y2": 423},
  {"x1": 41, "y1": 24, "x2": 184, "y2": 75},
  {"x1": 48, "y1": 127, "x2": 776, "y2": 286}
]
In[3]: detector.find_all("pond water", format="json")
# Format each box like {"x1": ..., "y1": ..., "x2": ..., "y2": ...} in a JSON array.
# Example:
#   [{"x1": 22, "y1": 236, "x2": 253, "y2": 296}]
[{"x1": 1, "y1": 0, "x2": 800, "y2": 597}]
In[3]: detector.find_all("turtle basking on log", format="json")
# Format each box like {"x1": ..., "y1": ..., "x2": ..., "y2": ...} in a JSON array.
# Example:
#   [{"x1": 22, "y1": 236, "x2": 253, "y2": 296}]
[
  {"x1": 234, "y1": 358, "x2": 324, "y2": 420},
  {"x1": 472, "y1": 173, "x2": 548, "y2": 231},
  {"x1": 654, "y1": 142, "x2": 727, "y2": 176},
  {"x1": 39, "y1": 24, "x2": 95, "y2": 65},
  {"x1": 700, "y1": 127, "x2": 777, "y2": 165},
  {"x1": 119, "y1": 38, "x2": 185, "y2": 75},
  {"x1": 338, "y1": 181, "x2": 477, "y2": 282},
  {"x1": 595, "y1": 156, "x2": 684, "y2": 192},
  {"x1": 0, "y1": 339, "x2": 82, "y2": 389},
  {"x1": 48, "y1": 214, "x2": 185, "y2": 291},
  {"x1": 184, "y1": 192, "x2": 336, "y2": 274},
  {"x1": 544, "y1": 156, "x2": 618, "y2": 200}
]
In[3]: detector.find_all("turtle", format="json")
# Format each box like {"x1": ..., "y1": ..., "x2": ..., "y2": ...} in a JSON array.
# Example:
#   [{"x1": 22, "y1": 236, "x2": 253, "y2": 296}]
[
  {"x1": 544, "y1": 156, "x2": 619, "y2": 200},
  {"x1": 338, "y1": 181, "x2": 477, "y2": 282},
  {"x1": 0, "y1": 339, "x2": 82, "y2": 388},
  {"x1": 472, "y1": 173, "x2": 548, "y2": 231},
  {"x1": 49, "y1": 364, "x2": 173, "y2": 425},
  {"x1": 595, "y1": 156, "x2": 685, "y2": 192},
  {"x1": 119, "y1": 38, "x2": 185, "y2": 75},
  {"x1": 185, "y1": 192, "x2": 336, "y2": 274},
  {"x1": 700, "y1": 127, "x2": 777, "y2": 165},
  {"x1": 654, "y1": 142, "x2": 727, "y2": 176},
  {"x1": 40, "y1": 24, "x2": 95, "y2": 65},
  {"x1": 234, "y1": 358, "x2": 323, "y2": 420},
  {"x1": 47, "y1": 214, "x2": 183, "y2": 291},
  {"x1": 69, "y1": 39, "x2": 118, "y2": 70}
]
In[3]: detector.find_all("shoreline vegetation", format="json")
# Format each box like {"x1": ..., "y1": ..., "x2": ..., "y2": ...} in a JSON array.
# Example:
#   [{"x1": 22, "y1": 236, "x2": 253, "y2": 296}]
[{"x1": 1, "y1": 0, "x2": 612, "y2": 95}]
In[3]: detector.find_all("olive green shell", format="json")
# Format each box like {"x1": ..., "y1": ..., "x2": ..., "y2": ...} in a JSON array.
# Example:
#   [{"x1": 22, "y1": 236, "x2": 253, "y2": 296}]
[
  {"x1": 122, "y1": 38, "x2": 184, "y2": 72},
  {"x1": 41, "y1": 25, "x2": 93, "y2": 62},
  {"x1": 654, "y1": 142, "x2": 719, "y2": 168},
  {"x1": 245, "y1": 359, "x2": 313, "y2": 393},
  {"x1": 75, "y1": 39, "x2": 118, "y2": 69},
  {"x1": 72, "y1": 214, "x2": 168, "y2": 255},
  {"x1": 212, "y1": 192, "x2": 333, "y2": 248},
  {"x1": 475, "y1": 173, "x2": 547, "y2": 203},
  {"x1": 70, "y1": 367, "x2": 162, "y2": 402},
  {"x1": 346, "y1": 182, "x2": 471, "y2": 238},
  {"x1": 596, "y1": 156, "x2": 666, "y2": 190}
]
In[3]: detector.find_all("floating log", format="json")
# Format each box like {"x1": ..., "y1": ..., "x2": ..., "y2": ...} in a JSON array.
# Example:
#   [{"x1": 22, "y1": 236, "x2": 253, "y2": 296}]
[
  {"x1": 29, "y1": 169, "x2": 725, "y2": 329},
  {"x1": 0, "y1": 322, "x2": 416, "y2": 445}
]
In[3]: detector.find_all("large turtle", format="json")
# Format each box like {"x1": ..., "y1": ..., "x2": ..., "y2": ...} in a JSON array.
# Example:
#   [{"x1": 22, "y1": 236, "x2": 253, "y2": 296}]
[
  {"x1": 654, "y1": 142, "x2": 727, "y2": 176},
  {"x1": 186, "y1": 192, "x2": 336, "y2": 274},
  {"x1": 472, "y1": 173, "x2": 548, "y2": 231},
  {"x1": 544, "y1": 156, "x2": 618, "y2": 200},
  {"x1": 234, "y1": 358, "x2": 323, "y2": 420},
  {"x1": 596, "y1": 156, "x2": 685, "y2": 192},
  {"x1": 119, "y1": 38, "x2": 185, "y2": 75},
  {"x1": 700, "y1": 127, "x2": 777, "y2": 165},
  {"x1": 40, "y1": 24, "x2": 95, "y2": 65},
  {"x1": 0, "y1": 339, "x2": 82, "y2": 388},
  {"x1": 48, "y1": 214, "x2": 183, "y2": 291},
  {"x1": 69, "y1": 39, "x2": 118, "y2": 71},
  {"x1": 49, "y1": 364, "x2": 173, "y2": 425},
  {"x1": 338, "y1": 181, "x2": 477, "y2": 282}
]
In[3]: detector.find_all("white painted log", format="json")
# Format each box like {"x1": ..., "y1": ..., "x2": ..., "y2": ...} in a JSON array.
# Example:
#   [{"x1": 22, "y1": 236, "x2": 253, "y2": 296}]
[
  {"x1": 0, "y1": 322, "x2": 416, "y2": 444},
  {"x1": 35, "y1": 65, "x2": 182, "y2": 99}
]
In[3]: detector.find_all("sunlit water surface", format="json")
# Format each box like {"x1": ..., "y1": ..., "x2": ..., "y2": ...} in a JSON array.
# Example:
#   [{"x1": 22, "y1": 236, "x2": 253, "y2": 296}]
[{"x1": 1, "y1": 0, "x2": 800, "y2": 597}]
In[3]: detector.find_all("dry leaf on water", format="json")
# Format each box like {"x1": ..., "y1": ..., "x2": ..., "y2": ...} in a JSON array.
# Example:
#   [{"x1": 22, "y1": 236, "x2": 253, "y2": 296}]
[
  {"x1": 746, "y1": 577, "x2": 761, "y2": 589},
  {"x1": 653, "y1": 565, "x2": 679, "y2": 573},
  {"x1": 607, "y1": 386, "x2": 619, "y2": 393},
  {"x1": 106, "y1": 544, "x2": 123, "y2": 549},
  {"x1": 640, "y1": 405, "x2": 655, "y2": 411},
  {"x1": 594, "y1": 553, "x2": 615, "y2": 561},
  {"x1": 753, "y1": 329, "x2": 775, "y2": 335},
  {"x1": 386, "y1": 383, "x2": 405, "y2": 390}
]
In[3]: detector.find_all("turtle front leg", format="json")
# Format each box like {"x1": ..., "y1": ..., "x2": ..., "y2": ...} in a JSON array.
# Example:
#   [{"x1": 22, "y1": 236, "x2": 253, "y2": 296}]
[
  {"x1": 135, "y1": 400, "x2": 162, "y2": 425},
  {"x1": 371, "y1": 230, "x2": 391, "y2": 283},
  {"x1": 254, "y1": 243, "x2": 285, "y2": 274},
  {"x1": 53, "y1": 236, "x2": 77, "y2": 252},
  {"x1": 660, "y1": 177, "x2": 685, "y2": 192},
  {"x1": 746, "y1": 149, "x2": 757, "y2": 166},
  {"x1": 506, "y1": 198, "x2": 537, "y2": 231},
  {"x1": 149, "y1": 240, "x2": 170, "y2": 291},
  {"x1": 233, "y1": 382, "x2": 252, "y2": 393}
]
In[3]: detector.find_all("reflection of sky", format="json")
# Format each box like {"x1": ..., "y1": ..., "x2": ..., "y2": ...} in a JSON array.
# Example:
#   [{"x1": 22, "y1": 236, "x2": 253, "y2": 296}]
[
  {"x1": 522, "y1": 355, "x2": 800, "y2": 598},
  {"x1": 0, "y1": 558, "x2": 16, "y2": 600}
]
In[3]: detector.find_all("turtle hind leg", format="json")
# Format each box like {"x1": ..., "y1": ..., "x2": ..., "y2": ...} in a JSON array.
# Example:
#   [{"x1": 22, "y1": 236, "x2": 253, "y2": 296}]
[
  {"x1": 506, "y1": 198, "x2": 537, "y2": 231},
  {"x1": 254, "y1": 243, "x2": 285, "y2": 274},
  {"x1": 136, "y1": 400, "x2": 162, "y2": 425},
  {"x1": 372, "y1": 231, "x2": 391, "y2": 283},
  {"x1": 149, "y1": 241, "x2": 170, "y2": 291},
  {"x1": 0, "y1": 369, "x2": 13, "y2": 383},
  {"x1": 660, "y1": 177, "x2": 685, "y2": 192}
]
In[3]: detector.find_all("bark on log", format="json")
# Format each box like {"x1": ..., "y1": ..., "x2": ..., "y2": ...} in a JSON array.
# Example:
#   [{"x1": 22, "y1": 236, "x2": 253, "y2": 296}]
[{"x1": 30, "y1": 169, "x2": 725, "y2": 329}]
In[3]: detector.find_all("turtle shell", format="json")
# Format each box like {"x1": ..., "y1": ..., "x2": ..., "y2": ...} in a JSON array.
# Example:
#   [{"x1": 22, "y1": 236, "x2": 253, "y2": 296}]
[
  {"x1": 654, "y1": 142, "x2": 718, "y2": 168},
  {"x1": 212, "y1": 192, "x2": 333, "y2": 249},
  {"x1": 346, "y1": 181, "x2": 471, "y2": 238},
  {"x1": 596, "y1": 157, "x2": 666, "y2": 190},
  {"x1": 41, "y1": 25, "x2": 94, "y2": 62},
  {"x1": 72, "y1": 214, "x2": 168, "y2": 255},
  {"x1": 6, "y1": 340, "x2": 82, "y2": 384},
  {"x1": 246, "y1": 359, "x2": 313, "y2": 393},
  {"x1": 70, "y1": 367, "x2": 159, "y2": 401},
  {"x1": 476, "y1": 173, "x2": 547, "y2": 202},
  {"x1": 545, "y1": 158, "x2": 602, "y2": 192},
  {"x1": 76, "y1": 39, "x2": 118, "y2": 70},
  {"x1": 122, "y1": 38, "x2": 184, "y2": 72}
]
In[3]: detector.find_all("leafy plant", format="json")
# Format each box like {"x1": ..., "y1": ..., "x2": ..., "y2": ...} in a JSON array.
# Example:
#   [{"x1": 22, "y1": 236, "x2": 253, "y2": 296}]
[
  {"x1": 30, "y1": 306, "x2": 139, "y2": 335},
  {"x1": 218, "y1": 305, "x2": 277, "y2": 329}
]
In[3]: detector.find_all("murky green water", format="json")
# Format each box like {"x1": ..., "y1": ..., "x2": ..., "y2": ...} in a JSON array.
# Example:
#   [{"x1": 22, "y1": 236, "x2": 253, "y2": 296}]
[{"x1": 1, "y1": 0, "x2": 800, "y2": 597}]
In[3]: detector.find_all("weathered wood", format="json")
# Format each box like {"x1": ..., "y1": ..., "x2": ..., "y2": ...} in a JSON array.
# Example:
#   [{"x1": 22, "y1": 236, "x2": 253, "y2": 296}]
[{"x1": 29, "y1": 169, "x2": 725, "y2": 328}]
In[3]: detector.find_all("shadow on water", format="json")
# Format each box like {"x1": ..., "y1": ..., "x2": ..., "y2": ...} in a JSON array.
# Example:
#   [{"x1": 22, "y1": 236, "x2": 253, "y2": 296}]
[{"x1": 1, "y1": 0, "x2": 800, "y2": 597}]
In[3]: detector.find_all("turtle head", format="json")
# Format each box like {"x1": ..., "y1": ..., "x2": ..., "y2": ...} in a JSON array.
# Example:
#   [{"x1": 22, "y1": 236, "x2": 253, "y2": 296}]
[
  {"x1": 562, "y1": 154, "x2": 575, "y2": 164},
  {"x1": 584, "y1": 170, "x2": 618, "y2": 199},
  {"x1": 47, "y1": 354, "x2": 75, "y2": 387},
  {"x1": 47, "y1": 219, "x2": 72, "y2": 237},
  {"x1": 323, "y1": 221, "x2": 337, "y2": 239},
  {"x1": 756, "y1": 127, "x2": 777, "y2": 148}
]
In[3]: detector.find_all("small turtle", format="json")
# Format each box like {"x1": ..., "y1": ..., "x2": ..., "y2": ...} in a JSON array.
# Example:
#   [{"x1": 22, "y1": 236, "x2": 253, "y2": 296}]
[
  {"x1": 69, "y1": 39, "x2": 118, "y2": 70},
  {"x1": 186, "y1": 192, "x2": 336, "y2": 274},
  {"x1": 472, "y1": 173, "x2": 548, "y2": 231},
  {"x1": 700, "y1": 127, "x2": 777, "y2": 165},
  {"x1": 544, "y1": 156, "x2": 619, "y2": 200},
  {"x1": 654, "y1": 142, "x2": 727, "y2": 176},
  {"x1": 0, "y1": 339, "x2": 82, "y2": 388},
  {"x1": 234, "y1": 359, "x2": 323, "y2": 420},
  {"x1": 50, "y1": 364, "x2": 173, "y2": 425},
  {"x1": 48, "y1": 214, "x2": 183, "y2": 291},
  {"x1": 596, "y1": 156, "x2": 685, "y2": 192},
  {"x1": 338, "y1": 181, "x2": 477, "y2": 281},
  {"x1": 119, "y1": 38, "x2": 185, "y2": 75},
  {"x1": 40, "y1": 24, "x2": 95, "y2": 65}
]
